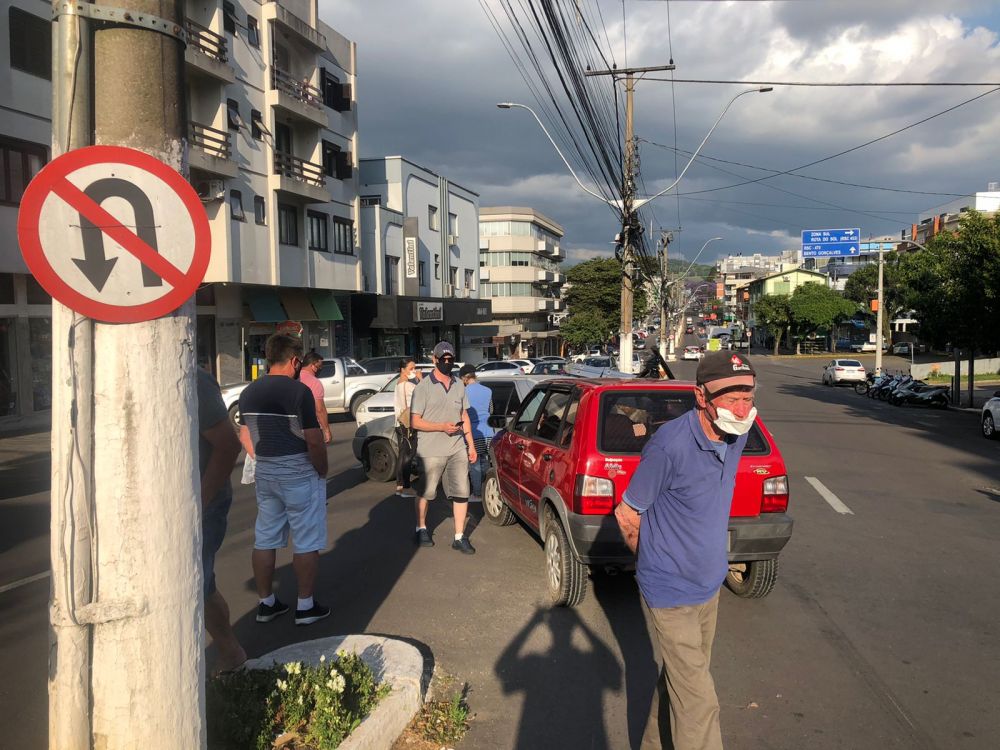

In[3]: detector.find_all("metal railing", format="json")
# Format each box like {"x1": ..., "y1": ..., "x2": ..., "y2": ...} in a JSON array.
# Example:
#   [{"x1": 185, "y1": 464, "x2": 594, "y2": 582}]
[
  {"x1": 185, "y1": 19, "x2": 228, "y2": 63},
  {"x1": 189, "y1": 121, "x2": 232, "y2": 160},
  {"x1": 274, "y1": 151, "x2": 326, "y2": 188},
  {"x1": 271, "y1": 67, "x2": 323, "y2": 110},
  {"x1": 274, "y1": 2, "x2": 327, "y2": 50}
]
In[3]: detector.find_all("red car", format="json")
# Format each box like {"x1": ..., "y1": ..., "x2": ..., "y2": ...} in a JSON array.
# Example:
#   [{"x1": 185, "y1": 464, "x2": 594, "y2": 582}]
[{"x1": 483, "y1": 379, "x2": 793, "y2": 607}]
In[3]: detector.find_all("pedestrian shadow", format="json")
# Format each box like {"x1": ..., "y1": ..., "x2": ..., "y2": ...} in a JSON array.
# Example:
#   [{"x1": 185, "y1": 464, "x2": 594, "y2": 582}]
[
  {"x1": 592, "y1": 572, "x2": 663, "y2": 749},
  {"x1": 495, "y1": 606, "x2": 621, "y2": 749}
]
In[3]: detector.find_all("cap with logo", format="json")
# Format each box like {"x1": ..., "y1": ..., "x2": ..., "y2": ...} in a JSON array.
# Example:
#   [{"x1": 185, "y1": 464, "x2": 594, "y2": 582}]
[
  {"x1": 696, "y1": 351, "x2": 756, "y2": 393},
  {"x1": 432, "y1": 341, "x2": 456, "y2": 358}
]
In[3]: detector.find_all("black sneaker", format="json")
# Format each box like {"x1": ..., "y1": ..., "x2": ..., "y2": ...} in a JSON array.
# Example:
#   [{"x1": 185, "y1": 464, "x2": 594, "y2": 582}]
[
  {"x1": 295, "y1": 602, "x2": 331, "y2": 626},
  {"x1": 415, "y1": 528, "x2": 434, "y2": 547},
  {"x1": 452, "y1": 536, "x2": 476, "y2": 555},
  {"x1": 256, "y1": 598, "x2": 290, "y2": 623}
]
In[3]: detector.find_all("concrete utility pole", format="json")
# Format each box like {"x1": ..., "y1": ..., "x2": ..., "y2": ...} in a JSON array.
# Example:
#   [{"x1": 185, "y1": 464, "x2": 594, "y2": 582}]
[
  {"x1": 659, "y1": 231, "x2": 671, "y2": 360},
  {"x1": 874, "y1": 247, "x2": 885, "y2": 376},
  {"x1": 49, "y1": 1, "x2": 205, "y2": 748}
]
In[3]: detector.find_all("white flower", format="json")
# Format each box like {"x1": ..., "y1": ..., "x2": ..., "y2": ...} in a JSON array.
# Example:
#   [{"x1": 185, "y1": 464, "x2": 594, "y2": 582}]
[
  {"x1": 276, "y1": 679, "x2": 288, "y2": 691},
  {"x1": 284, "y1": 662, "x2": 302, "y2": 675},
  {"x1": 297, "y1": 695, "x2": 304, "y2": 705},
  {"x1": 320, "y1": 654, "x2": 326, "y2": 663},
  {"x1": 330, "y1": 673, "x2": 346, "y2": 694}
]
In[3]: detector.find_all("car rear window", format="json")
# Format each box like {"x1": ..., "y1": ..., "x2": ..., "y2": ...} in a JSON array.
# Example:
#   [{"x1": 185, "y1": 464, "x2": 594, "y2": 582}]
[
  {"x1": 837, "y1": 360, "x2": 862, "y2": 367},
  {"x1": 483, "y1": 381, "x2": 521, "y2": 416},
  {"x1": 598, "y1": 390, "x2": 770, "y2": 456}
]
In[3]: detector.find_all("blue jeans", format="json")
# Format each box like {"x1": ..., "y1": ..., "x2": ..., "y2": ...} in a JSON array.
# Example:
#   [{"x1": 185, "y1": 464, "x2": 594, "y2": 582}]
[{"x1": 469, "y1": 436, "x2": 490, "y2": 496}]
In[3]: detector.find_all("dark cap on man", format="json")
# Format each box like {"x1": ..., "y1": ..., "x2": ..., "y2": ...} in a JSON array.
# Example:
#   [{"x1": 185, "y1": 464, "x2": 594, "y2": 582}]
[
  {"x1": 432, "y1": 341, "x2": 456, "y2": 358},
  {"x1": 458, "y1": 364, "x2": 476, "y2": 378},
  {"x1": 696, "y1": 351, "x2": 756, "y2": 393}
]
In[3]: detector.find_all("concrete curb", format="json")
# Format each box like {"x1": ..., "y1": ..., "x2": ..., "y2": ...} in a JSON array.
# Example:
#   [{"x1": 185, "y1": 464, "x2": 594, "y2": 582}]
[{"x1": 244, "y1": 634, "x2": 426, "y2": 750}]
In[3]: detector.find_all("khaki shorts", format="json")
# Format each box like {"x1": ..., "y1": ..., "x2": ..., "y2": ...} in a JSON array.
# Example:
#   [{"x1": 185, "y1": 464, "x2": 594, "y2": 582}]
[{"x1": 418, "y1": 449, "x2": 470, "y2": 501}]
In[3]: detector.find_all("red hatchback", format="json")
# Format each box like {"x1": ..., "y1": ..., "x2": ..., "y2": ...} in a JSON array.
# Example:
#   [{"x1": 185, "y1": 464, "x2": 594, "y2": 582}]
[{"x1": 483, "y1": 379, "x2": 793, "y2": 607}]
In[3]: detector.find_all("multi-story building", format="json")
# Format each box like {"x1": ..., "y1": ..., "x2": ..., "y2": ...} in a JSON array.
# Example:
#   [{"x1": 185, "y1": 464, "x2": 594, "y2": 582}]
[
  {"x1": 910, "y1": 184, "x2": 1000, "y2": 246},
  {"x1": 813, "y1": 237, "x2": 896, "y2": 291},
  {"x1": 716, "y1": 251, "x2": 796, "y2": 317},
  {"x1": 474, "y1": 206, "x2": 565, "y2": 361},
  {"x1": 355, "y1": 156, "x2": 489, "y2": 360},
  {"x1": 0, "y1": 0, "x2": 365, "y2": 420}
]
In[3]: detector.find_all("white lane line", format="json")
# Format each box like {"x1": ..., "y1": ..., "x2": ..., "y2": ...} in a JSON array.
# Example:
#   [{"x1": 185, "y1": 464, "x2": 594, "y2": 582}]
[
  {"x1": 804, "y1": 476, "x2": 855, "y2": 515},
  {"x1": 0, "y1": 570, "x2": 50, "y2": 596}
]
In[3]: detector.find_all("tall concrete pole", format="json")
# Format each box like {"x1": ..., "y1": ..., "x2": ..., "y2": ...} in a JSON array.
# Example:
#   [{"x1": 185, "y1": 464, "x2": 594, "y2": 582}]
[
  {"x1": 874, "y1": 248, "x2": 885, "y2": 376},
  {"x1": 619, "y1": 73, "x2": 635, "y2": 374},
  {"x1": 49, "y1": 7, "x2": 94, "y2": 748},
  {"x1": 659, "y1": 232, "x2": 670, "y2": 360},
  {"x1": 89, "y1": 2, "x2": 204, "y2": 747}
]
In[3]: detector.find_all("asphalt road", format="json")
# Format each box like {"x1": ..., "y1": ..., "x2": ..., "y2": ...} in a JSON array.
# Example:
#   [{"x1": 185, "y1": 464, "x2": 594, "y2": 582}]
[{"x1": 1, "y1": 353, "x2": 999, "y2": 749}]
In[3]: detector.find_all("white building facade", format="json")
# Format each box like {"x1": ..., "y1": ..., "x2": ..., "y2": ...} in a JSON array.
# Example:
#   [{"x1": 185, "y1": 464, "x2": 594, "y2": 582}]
[{"x1": 355, "y1": 156, "x2": 489, "y2": 360}]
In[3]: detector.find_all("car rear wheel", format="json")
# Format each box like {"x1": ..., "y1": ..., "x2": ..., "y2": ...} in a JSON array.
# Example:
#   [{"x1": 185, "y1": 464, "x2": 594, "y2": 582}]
[
  {"x1": 482, "y1": 471, "x2": 516, "y2": 526},
  {"x1": 363, "y1": 438, "x2": 396, "y2": 482},
  {"x1": 725, "y1": 559, "x2": 777, "y2": 599},
  {"x1": 983, "y1": 413, "x2": 997, "y2": 439},
  {"x1": 544, "y1": 516, "x2": 587, "y2": 607},
  {"x1": 350, "y1": 391, "x2": 376, "y2": 420},
  {"x1": 228, "y1": 403, "x2": 240, "y2": 429}
]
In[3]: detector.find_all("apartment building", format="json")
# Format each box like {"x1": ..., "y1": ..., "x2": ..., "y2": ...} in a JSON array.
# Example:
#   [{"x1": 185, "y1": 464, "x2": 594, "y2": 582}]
[
  {"x1": 472, "y1": 206, "x2": 565, "y2": 361},
  {"x1": 355, "y1": 156, "x2": 489, "y2": 360},
  {"x1": 909, "y1": 184, "x2": 1000, "y2": 246},
  {"x1": 716, "y1": 251, "x2": 797, "y2": 317}
]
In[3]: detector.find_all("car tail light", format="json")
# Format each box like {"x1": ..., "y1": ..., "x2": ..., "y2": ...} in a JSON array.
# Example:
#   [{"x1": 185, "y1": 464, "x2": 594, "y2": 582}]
[
  {"x1": 574, "y1": 474, "x2": 615, "y2": 515},
  {"x1": 762, "y1": 475, "x2": 788, "y2": 513},
  {"x1": 834, "y1": 367, "x2": 844, "y2": 371}
]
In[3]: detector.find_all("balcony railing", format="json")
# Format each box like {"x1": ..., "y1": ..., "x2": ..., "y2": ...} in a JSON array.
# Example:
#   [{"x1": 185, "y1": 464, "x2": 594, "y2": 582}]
[
  {"x1": 271, "y1": 67, "x2": 323, "y2": 110},
  {"x1": 189, "y1": 121, "x2": 231, "y2": 160},
  {"x1": 274, "y1": 150, "x2": 326, "y2": 188},
  {"x1": 274, "y1": 2, "x2": 327, "y2": 51},
  {"x1": 186, "y1": 19, "x2": 228, "y2": 63}
]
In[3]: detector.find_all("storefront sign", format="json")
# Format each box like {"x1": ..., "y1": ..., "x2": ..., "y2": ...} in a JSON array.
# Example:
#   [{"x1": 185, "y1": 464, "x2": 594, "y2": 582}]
[
  {"x1": 404, "y1": 237, "x2": 418, "y2": 279},
  {"x1": 414, "y1": 301, "x2": 443, "y2": 322}
]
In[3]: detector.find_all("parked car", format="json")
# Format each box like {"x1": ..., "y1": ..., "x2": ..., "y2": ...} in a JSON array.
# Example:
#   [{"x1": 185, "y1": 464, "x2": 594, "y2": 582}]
[
  {"x1": 530, "y1": 362, "x2": 571, "y2": 375},
  {"x1": 890, "y1": 342, "x2": 926, "y2": 356},
  {"x1": 221, "y1": 357, "x2": 393, "y2": 423},
  {"x1": 682, "y1": 345, "x2": 704, "y2": 361},
  {"x1": 982, "y1": 390, "x2": 1000, "y2": 439},
  {"x1": 357, "y1": 356, "x2": 405, "y2": 374},
  {"x1": 482, "y1": 379, "x2": 793, "y2": 607},
  {"x1": 538, "y1": 356, "x2": 567, "y2": 363},
  {"x1": 476, "y1": 360, "x2": 524, "y2": 374},
  {"x1": 352, "y1": 375, "x2": 557, "y2": 481},
  {"x1": 822, "y1": 359, "x2": 867, "y2": 386}
]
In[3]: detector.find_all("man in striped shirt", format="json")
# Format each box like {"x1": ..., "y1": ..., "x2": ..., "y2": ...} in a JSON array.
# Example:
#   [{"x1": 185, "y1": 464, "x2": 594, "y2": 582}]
[{"x1": 238, "y1": 334, "x2": 330, "y2": 626}]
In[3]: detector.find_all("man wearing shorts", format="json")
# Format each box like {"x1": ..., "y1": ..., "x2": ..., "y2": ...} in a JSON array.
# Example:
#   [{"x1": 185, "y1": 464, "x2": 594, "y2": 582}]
[
  {"x1": 238, "y1": 334, "x2": 330, "y2": 625},
  {"x1": 410, "y1": 341, "x2": 477, "y2": 554}
]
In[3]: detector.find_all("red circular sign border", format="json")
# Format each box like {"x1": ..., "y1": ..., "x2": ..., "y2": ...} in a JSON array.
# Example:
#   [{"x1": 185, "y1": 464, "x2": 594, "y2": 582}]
[{"x1": 17, "y1": 145, "x2": 211, "y2": 324}]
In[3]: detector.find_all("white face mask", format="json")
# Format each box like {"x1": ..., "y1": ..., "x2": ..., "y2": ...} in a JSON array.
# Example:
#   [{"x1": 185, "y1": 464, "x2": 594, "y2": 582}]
[{"x1": 712, "y1": 406, "x2": 757, "y2": 436}]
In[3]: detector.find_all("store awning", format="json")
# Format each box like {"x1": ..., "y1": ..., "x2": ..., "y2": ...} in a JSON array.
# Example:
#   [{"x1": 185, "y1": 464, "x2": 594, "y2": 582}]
[
  {"x1": 280, "y1": 290, "x2": 319, "y2": 321},
  {"x1": 245, "y1": 288, "x2": 286, "y2": 323},
  {"x1": 308, "y1": 290, "x2": 344, "y2": 321}
]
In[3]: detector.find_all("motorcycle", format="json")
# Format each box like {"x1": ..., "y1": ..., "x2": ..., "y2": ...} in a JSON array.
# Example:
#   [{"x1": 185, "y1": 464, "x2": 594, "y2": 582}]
[
  {"x1": 871, "y1": 373, "x2": 905, "y2": 400},
  {"x1": 898, "y1": 384, "x2": 950, "y2": 408},
  {"x1": 854, "y1": 372, "x2": 875, "y2": 395},
  {"x1": 886, "y1": 378, "x2": 928, "y2": 405}
]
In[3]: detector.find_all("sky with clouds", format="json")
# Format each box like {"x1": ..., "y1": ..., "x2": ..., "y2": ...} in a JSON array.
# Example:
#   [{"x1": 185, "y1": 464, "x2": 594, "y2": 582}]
[{"x1": 323, "y1": 0, "x2": 1000, "y2": 266}]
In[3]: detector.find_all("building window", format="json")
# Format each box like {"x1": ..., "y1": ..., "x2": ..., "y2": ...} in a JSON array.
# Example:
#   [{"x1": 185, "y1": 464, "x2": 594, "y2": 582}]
[
  {"x1": 229, "y1": 190, "x2": 245, "y2": 221},
  {"x1": 434, "y1": 254, "x2": 440, "y2": 279},
  {"x1": 278, "y1": 204, "x2": 298, "y2": 245},
  {"x1": 320, "y1": 69, "x2": 352, "y2": 111},
  {"x1": 449, "y1": 267, "x2": 458, "y2": 293},
  {"x1": 307, "y1": 211, "x2": 328, "y2": 251},
  {"x1": 384, "y1": 256, "x2": 399, "y2": 295},
  {"x1": 246, "y1": 16, "x2": 260, "y2": 47},
  {"x1": 465, "y1": 269, "x2": 475, "y2": 291},
  {"x1": 222, "y1": 1, "x2": 237, "y2": 34},
  {"x1": 418, "y1": 261, "x2": 427, "y2": 286},
  {"x1": 322, "y1": 140, "x2": 339, "y2": 178},
  {"x1": 428, "y1": 206, "x2": 439, "y2": 231},
  {"x1": 448, "y1": 212, "x2": 458, "y2": 235},
  {"x1": 253, "y1": 196, "x2": 266, "y2": 225},
  {"x1": 0, "y1": 137, "x2": 47, "y2": 205},
  {"x1": 226, "y1": 98, "x2": 242, "y2": 131},
  {"x1": 332, "y1": 217, "x2": 354, "y2": 255},
  {"x1": 361, "y1": 195, "x2": 381, "y2": 207},
  {"x1": 250, "y1": 109, "x2": 270, "y2": 140},
  {"x1": 9, "y1": 8, "x2": 51, "y2": 80}
]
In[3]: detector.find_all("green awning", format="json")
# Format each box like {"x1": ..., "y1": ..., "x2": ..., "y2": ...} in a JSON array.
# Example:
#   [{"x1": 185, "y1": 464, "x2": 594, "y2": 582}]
[
  {"x1": 245, "y1": 288, "x2": 286, "y2": 322},
  {"x1": 308, "y1": 290, "x2": 344, "y2": 321}
]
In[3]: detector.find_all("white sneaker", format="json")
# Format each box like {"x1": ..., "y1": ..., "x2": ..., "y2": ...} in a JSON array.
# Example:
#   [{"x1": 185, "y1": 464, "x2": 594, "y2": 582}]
[{"x1": 468, "y1": 494, "x2": 482, "y2": 503}]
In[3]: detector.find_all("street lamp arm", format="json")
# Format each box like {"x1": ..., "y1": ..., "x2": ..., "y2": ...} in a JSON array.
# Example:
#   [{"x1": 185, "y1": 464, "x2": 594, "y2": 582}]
[
  {"x1": 633, "y1": 87, "x2": 771, "y2": 210},
  {"x1": 496, "y1": 102, "x2": 613, "y2": 207}
]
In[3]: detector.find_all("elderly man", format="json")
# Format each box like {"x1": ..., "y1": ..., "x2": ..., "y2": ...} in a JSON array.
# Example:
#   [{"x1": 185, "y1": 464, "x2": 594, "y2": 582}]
[
  {"x1": 615, "y1": 351, "x2": 758, "y2": 750},
  {"x1": 410, "y1": 341, "x2": 477, "y2": 553}
]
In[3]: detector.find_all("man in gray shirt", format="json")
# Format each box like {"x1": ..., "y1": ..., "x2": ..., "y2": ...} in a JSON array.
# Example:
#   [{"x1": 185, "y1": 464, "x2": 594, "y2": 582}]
[{"x1": 410, "y1": 341, "x2": 478, "y2": 554}]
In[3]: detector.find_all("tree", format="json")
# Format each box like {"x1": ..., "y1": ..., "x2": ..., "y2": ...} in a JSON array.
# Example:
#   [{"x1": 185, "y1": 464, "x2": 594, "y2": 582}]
[
  {"x1": 752, "y1": 294, "x2": 793, "y2": 355},
  {"x1": 564, "y1": 257, "x2": 648, "y2": 328},
  {"x1": 559, "y1": 309, "x2": 612, "y2": 349},
  {"x1": 843, "y1": 253, "x2": 908, "y2": 345},
  {"x1": 787, "y1": 282, "x2": 856, "y2": 354}
]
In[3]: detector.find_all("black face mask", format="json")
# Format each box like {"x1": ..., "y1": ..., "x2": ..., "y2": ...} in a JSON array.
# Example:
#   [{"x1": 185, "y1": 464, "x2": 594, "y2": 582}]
[{"x1": 436, "y1": 361, "x2": 454, "y2": 376}]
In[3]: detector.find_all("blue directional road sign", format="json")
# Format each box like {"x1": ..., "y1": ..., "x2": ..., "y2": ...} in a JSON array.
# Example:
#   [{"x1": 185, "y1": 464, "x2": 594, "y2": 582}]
[{"x1": 801, "y1": 227, "x2": 861, "y2": 258}]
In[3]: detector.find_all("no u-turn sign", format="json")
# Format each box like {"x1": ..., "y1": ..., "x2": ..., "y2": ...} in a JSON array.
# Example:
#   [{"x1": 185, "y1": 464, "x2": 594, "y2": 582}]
[{"x1": 17, "y1": 145, "x2": 211, "y2": 323}]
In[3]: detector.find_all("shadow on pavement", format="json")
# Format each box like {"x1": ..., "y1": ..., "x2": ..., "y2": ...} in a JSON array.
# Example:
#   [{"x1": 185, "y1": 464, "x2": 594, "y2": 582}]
[
  {"x1": 495, "y1": 605, "x2": 621, "y2": 749},
  {"x1": 0, "y1": 497, "x2": 49, "y2": 556}
]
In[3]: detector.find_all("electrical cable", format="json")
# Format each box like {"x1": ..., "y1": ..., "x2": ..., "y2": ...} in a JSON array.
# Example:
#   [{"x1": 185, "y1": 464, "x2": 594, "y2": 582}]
[{"x1": 641, "y1": 77, "x2": 1000, "y2": 87}]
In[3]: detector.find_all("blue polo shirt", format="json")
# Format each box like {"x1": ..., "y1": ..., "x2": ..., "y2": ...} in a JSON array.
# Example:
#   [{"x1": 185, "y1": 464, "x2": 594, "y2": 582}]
[{"x1": 623, "y1": 408, "x2": 748, "y2": 608}]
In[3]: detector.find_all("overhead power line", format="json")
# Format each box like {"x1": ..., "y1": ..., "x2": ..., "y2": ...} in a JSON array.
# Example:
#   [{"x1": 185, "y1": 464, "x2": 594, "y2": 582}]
[{"x1": 640, "y1": 78, "x2": 1000, "y2": 87}]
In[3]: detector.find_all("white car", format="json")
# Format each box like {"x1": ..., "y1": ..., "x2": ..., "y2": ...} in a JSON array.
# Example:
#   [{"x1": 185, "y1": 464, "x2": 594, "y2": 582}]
[
  {"x1": 682, "y1": 346, "x2": 704, "y2": 361},
  {"x1": 477, "y1": 360, "x2": 532, "y2": 374},
  {"x1": 822, "y1": 359, "x2": 867, "y2": 385},
  {"x1": 355, "y1": 363, "x2": 465, "y2": 426},
  {"x1": 982, "y1": 391, "x2": 1000, "y2": 439}
]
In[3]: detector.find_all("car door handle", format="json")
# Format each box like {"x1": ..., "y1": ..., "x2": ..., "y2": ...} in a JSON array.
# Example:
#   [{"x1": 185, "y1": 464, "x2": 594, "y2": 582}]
[
  {"x1": 542, "y1": 453, "x2": 552, "y2": 461},
  {"x1": 515, "y1": 443, "x2": 525, "y2": 450}
]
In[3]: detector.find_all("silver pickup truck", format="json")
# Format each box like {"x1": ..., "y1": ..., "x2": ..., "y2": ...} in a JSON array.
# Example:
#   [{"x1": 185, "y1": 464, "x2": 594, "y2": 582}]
[{"x1": 220, "y1": 357, "x2": 394, "y2": 424}]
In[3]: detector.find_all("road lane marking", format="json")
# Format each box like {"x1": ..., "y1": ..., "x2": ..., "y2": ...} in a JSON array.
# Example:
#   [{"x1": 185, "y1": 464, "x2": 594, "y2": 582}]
[
  {"x1": 0, "y1": 570, "x2": 50, "y2": 596},
  {"x1": 804, "y1": 476, "x2": 854, "y2": 515}
]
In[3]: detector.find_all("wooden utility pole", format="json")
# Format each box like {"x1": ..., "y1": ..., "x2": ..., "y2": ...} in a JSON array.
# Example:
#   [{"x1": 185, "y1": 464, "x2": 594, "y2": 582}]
[
  {"x1": 659, "y1": 230, "x2": 671, "y2": 360},
  {"x1": 49, "y1": 1, "x2": 205, "y2": 747}
]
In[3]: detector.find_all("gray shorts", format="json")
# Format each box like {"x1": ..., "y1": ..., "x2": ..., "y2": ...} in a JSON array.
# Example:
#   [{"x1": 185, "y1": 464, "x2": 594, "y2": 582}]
[{"x1": 418, "y1": 449, "x2": 470, "y2": 501}]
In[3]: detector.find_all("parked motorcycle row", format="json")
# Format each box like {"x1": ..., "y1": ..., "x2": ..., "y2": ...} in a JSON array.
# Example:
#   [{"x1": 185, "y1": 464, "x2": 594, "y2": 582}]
[{"x1": 854, "y1": 371, "x2": 951, "y2": 408}]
